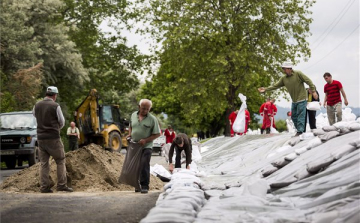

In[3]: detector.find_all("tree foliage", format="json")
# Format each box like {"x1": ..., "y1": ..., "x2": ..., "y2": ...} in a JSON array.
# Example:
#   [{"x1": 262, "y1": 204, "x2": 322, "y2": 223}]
[
  {"x1": 1, "y1": 0, "x2": 88, "y2": 112},
  {"x1": 138, "y1": 0, "x2": 314, "y2": 135}
]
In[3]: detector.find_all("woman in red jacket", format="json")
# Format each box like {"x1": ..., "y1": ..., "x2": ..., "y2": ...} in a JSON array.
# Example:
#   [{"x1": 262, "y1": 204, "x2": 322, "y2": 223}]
[{"x1": 164, "y1": 125, "x2": 176, "y2": 143}]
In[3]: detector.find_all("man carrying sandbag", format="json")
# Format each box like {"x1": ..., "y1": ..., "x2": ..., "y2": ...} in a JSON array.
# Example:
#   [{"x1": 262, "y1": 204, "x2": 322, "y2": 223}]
[
  {"x1": 123, "y1": 99, "x2": 160, "y2": 194},
  {"x1": 258, "y1": 61, "x2": 318, "y2": 137},
  {"x1": 168, "y1": 134, "x2": 192, "y2": 173}
]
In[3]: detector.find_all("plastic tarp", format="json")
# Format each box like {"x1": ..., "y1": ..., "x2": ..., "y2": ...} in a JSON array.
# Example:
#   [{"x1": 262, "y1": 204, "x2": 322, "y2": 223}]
[{"x1": 141, "y1": 112, "x2": 360, "y2": 222}]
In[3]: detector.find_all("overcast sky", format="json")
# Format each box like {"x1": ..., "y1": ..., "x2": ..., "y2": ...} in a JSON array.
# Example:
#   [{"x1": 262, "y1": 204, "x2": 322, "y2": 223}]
[{"x1": 101, "y1": 0, "x2": 359, "y2": 108}]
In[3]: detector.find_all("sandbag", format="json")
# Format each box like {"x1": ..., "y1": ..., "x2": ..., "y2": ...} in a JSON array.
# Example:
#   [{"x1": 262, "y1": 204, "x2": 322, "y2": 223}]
[
  {"x1": 284, "y1": 152, "x2": 298, "y2": 161},
  {"x1": 333, "y1": 121, "x2": 349, "y2": 129},
  {"x1": 271, "y1": 158, "x2": 291, "y2": 168},
  {"x1": 295, "y1": 146, "x2": 308, "y2": 155},
  {"x1": 307, "y1": 137, "x2": 322, "y2": 149},
  {"x1": 270, "y1": 177, "x2": 297, "y2": 189},
  {"x1": 118, "y1": 141, "x2": 143, "y2": 191},
  {"x1": 312, "y1": 129, "x2": 326, "y2": 136},
  {"x1": 261, "y1": 165, "x2": 279, "y2": 177},
  {"x1": 339, "y1": 127, "x2": 351, "y2": 135},
  {"x1": 294, "y1": 168, "x2": 313, "y2": 181},
  {"x1": 232, "y1": 93, "x2": 247, "y2": 133},
  {"x1": 307, "y1": 101, "x2": 321, "y2": 111},
  {"x1": 300, "y1": 132, "x2": 315, "y2": 141},
  {"x1": 288, "y1": 137, "x2": 301, "y2": 146},
  {"x1": 331, "y1": 144, "x2": 357, "y2": 160},
  {"x1": 322, "y1": 126, "x2": 338, "y2": 132},
  {"x1": 318, "y1": 131, "x2": 340, "y2": 142},
  {"x1": 349, "y1": 139, "x2": 360, "y2": 148},
  {"x1": 306, "y1": 156, "x2": 336, "y2": 173},
  {"x1": 349, "y1": 122, "x2": 360, "y2": 131}
]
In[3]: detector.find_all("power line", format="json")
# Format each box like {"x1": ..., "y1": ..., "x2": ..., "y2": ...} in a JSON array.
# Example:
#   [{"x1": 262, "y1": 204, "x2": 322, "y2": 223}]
[
  {"x1": 303, "y1": 24, "x2": 359, "y2": 71},
  {"x1": 311, "y1": 0, "x2": 356, "y2": 51}
]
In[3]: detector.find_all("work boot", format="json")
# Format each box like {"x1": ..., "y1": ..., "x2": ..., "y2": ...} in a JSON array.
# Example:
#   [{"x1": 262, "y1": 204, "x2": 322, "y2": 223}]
[
  {"x1": 40, "y1": 188, "x2": 53, "y2": 193},
  {"x1": 141, "y1": 189, "x2": 148, "y2": 194},
  {"x1": 57, "y1": 187, "x2": 74, "y2": 192},
  {"x1": 135, "y1": 189, "x2": 141, "y2": 193}
]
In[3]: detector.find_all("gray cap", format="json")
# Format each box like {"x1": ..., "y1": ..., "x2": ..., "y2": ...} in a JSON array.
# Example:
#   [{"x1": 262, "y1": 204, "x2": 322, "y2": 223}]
[{"x1": 47, "y1": 86, "x2": 59, "y2": 94}]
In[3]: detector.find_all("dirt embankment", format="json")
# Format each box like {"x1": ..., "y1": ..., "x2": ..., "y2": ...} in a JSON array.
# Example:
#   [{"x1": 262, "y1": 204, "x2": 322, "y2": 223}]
[{"x1": 0, "y1": 144, "x2": 164, "y2": 193}]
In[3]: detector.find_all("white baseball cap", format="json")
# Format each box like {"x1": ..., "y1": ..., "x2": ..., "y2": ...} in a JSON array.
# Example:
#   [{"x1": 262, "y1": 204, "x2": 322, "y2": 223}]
[
  {"x1": 281, "y1": 61, "x2": 293, "y2": 68},
  {"x1": 47, "y1": 86, "x2": 59, "y2": 94}
]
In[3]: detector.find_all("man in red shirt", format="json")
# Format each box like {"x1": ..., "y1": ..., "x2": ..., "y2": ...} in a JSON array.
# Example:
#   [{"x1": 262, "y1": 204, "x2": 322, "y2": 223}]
[
  {"x1": 164, "y1": 125, "x2": 176, "y2": 143},
  {"x1": 323, "y1": 73, "x2": 349, "y2": 125},
  {"x1": 228, "y1": 110, "x2": 238, "y2": 137}
]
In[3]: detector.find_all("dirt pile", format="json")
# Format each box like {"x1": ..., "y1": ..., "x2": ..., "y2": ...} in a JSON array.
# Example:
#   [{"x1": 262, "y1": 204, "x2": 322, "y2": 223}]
[{"x1": 0, "y1": 144, "x2": 164, "y2": 193}]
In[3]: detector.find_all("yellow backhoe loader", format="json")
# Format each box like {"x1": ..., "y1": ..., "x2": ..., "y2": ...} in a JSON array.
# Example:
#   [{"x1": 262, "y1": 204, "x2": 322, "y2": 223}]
[{"x1": 74, "y1": 89, "x2": 128, "y2": 151}]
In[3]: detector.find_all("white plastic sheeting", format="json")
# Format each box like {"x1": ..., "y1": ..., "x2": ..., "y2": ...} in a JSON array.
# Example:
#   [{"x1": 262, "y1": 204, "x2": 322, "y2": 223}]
[{"x1": 142, "y1": 113, "x2": 360, "y2": 222}]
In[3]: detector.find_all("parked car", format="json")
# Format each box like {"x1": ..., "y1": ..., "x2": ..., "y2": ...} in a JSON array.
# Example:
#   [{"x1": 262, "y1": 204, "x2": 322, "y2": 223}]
[
  {"x1": 153, "y1": 130, "x2": 166, "y2": 156},
  {"x1": 0, "y1": 111, "x2": 39, "y2": 169}
]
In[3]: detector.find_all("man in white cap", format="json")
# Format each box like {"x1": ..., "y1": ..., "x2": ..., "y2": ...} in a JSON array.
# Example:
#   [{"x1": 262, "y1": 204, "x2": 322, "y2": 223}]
[
  {"x1": 33, "y1": 86, "x2": 73, "y2": 193},
  {"x1": 258, "y1": 62, "x2": 318, "y2": 136}
]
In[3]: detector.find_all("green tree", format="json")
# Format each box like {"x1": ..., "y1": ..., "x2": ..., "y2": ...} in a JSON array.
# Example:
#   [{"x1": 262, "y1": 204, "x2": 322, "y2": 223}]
[
  {"x1": 60, "y1": 0, "x2": 148, "y2": 110},
  {"x1": 1, "y1": 0, "x2": 88, "y2": 112},
  {"x1": 137, "y1": 0, "x2": 314, "y2": 136}
]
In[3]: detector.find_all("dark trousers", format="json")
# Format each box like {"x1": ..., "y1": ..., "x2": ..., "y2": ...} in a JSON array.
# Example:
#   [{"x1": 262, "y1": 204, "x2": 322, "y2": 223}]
[
  {"x1": 175, "y1": 147, "x2": 183, "y2": 168},
  {"x1": 68, "y1": 136, "x2": 78, "y2": 151},
  {"x1": 306, "y1": 110, "x2": 317, "y2": 129},
  {"x1": 140, "y1": 148, "x2": 152, "y2": 190}
]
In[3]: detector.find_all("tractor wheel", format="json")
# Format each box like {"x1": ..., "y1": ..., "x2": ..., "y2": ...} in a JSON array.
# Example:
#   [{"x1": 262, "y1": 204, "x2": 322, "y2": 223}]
[{"x1": 108, "y1": 131, "x2": 122, "y2": 152}]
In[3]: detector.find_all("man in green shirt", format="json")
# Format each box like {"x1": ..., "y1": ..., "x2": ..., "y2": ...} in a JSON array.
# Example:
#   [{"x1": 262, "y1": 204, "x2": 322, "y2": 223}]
[
  {"x1": 258, "y1": 62, "x2": 318, "y2": 136},
  {"x1": 127, "y1": 99, "x2": 161, "y2": 193}
]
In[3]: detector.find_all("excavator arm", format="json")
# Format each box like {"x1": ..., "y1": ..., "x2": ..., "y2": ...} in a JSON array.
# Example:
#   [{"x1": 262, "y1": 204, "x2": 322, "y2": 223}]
[{"x1": 74, "y1": 89, "x2": 101, "y2": 146}]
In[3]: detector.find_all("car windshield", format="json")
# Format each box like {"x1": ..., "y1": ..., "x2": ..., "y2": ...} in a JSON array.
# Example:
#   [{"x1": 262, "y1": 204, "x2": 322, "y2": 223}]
[{"x1": 0, "y1": 113, "x2": 37, "y2": 129}]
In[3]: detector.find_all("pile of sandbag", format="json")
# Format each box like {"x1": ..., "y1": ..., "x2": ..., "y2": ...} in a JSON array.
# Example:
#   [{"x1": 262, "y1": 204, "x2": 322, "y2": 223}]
[{"x1": 141, "y1": 169, "x2": 206, "y2": 223}]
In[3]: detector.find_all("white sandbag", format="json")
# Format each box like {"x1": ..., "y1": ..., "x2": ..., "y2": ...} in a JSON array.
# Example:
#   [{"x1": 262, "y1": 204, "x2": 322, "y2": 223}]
[
  {"x1": 339, "y1": 127, "x2": 351, "y2": 135},
  {"x1": 271, "y1": 158, "x2": 291, "y2": 168},
  {"x1": 270, "y1": 127, "x2": 279, "y2": 134},
  {"x1": 192, "y1": 145, "x2": 202, "y2": 162},
  {"x1": 222, "y1": 179, "x2": 268, "y2": 198},
  {"x1": 150, "y1": 164, "x2": 172, "y2": 178},
  {"x1": 300, "y1": 132, "x2": 315, "y2": 141},
  {"x1": 295, "y1": 146, "x2": 308, "y2": 155},
  {"x1": 349, "y1": 122, "x2": 360, "y2": 131},
  {"x1": 307, "y1": 137, "x2": 323, "y2": 149},
  {"x1": 306, "y1": 156, "x2": 336, "y2": 173},
  {"x1": 331, "y1": 144, "x2": 357, "y2": 160},
  {"x1": 276, "y1": 145, "x2": 292, "y2": 153},
  {"x1": 284, "y1": 152, "x2": 298, "y2": 161},
  {"x1": 288, "y1": 137, "x2": 301, "y2": 146},
  {"x1": 294, "y1": 168, "x2": 313, "y2": 181},
  {"x1": 261, "y1": 165, "x2": 279, "y2": 177},
  {"x1": 312, "y1": 129, "x2": 326, "y2": 136},
  {"x1": 349, "y1": 139, "x2": 360, "y2": 148},
  {"x1": 333, "y1": 121, "x2": 349, "y2": 129},
  {"x1": 232, "y1": 93, "x2": 247, "y2": 133},
  {"x1": 307, "y1": 101, "x2": 321, "y2": 111},
  {"x1": 322, "y1": 126, "x2": 338, "y2": 132},
  {"x1": 270, "y1": 177, "x2": 297, "y2": 189},
  {"x1": 318, "y1": 131, "x2": 340, "y2": 142}
]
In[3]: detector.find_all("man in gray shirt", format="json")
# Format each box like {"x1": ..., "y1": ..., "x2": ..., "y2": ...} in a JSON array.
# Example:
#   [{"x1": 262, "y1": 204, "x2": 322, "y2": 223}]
[{"x1": 33, "y1": 86, "x2": 73, "y2": 193}]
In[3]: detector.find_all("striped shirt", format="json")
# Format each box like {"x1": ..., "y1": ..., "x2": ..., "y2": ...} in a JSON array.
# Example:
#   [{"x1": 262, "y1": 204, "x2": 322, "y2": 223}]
[{"x1": 324, "y1": 80, "x2": 343, "y2": 106}]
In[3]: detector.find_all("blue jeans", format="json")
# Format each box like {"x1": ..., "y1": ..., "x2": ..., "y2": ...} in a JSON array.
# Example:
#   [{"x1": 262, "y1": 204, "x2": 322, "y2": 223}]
[{"x1": 291, "y1": 100, "x2": 307, "y2": 133}]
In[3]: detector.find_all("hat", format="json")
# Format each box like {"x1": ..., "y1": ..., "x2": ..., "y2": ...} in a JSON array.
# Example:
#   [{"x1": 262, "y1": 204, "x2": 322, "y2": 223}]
[
  {"x1": 281, "y1": 61, "x2": 293, "y2": 68},
  {"x1": 47, "y1": 86, "x2": 59, "y2": 94}
]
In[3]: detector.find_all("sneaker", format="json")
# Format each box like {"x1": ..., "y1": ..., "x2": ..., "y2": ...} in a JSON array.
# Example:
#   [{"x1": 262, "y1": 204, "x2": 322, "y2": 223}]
[
  {"x1": 294, "y1": 132, "x2": 303, "y2": 137},
  {"x1": 57, "y1": 187, "x2": 74, "y2": 192},
  {"x1": 40, "y1": 188, "x2": 53, "y2": 193},
  {"x1": 141, "y1": 189, "x2": 148, "y2": 194}
]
